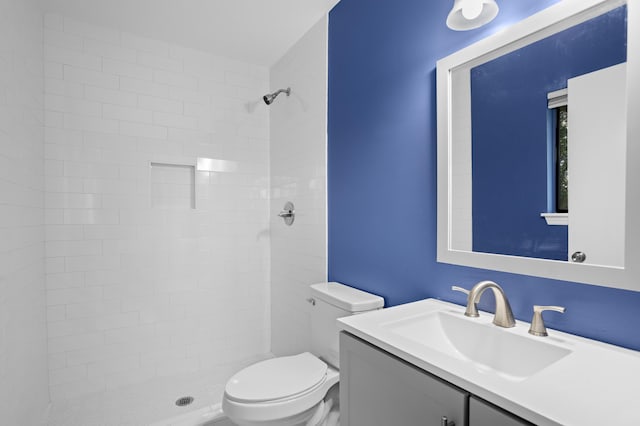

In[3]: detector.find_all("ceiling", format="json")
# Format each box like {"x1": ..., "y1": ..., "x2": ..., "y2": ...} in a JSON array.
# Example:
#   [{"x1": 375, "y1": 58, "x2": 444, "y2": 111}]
[{"x1": 42, "y1": 0, "x2": 340, "y2": 67}]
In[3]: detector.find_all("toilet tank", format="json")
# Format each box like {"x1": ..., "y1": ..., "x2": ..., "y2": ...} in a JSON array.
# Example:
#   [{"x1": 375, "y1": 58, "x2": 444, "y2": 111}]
[{"x1": 310, "y1": 282, "x2": 384, "y2": 368}]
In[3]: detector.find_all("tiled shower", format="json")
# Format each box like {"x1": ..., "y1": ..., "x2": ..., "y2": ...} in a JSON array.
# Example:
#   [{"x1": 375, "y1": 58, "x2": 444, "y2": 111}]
[
  {"x1": 0, "y1": 0, "x2": 328, "y2": 423},
  {"x1": 43, "y1": 12, "x2": 271, "y2": 401}
]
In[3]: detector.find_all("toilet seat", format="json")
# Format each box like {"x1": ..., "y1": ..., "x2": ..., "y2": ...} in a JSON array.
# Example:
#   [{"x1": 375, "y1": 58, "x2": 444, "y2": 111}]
[
  {"x1": 222, "y1": 353, "x2": 340, "y2": 426},
  {"x1": 225, "y1": 353, "x2": 328, "y2": 403}
]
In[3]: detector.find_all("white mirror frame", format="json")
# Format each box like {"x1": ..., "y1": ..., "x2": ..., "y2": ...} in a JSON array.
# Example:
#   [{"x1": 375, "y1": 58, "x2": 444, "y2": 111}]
[{"x1": 436, "y1": 0, "x2": 640, "y2": 291}]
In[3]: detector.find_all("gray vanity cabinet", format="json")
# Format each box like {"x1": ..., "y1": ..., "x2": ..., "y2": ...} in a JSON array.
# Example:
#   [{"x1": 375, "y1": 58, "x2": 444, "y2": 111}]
[
  {"x1": 340, "y1": 332, "x2": 533, "y2": 426},
  {"x1": 340, "y1": 332, "x2": 467, "y2": 426}
]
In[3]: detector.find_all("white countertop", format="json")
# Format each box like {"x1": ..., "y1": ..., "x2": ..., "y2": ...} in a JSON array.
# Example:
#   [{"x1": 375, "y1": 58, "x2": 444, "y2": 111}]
[{"x1": 337, "y1": 298, "x2": 640, "y2": 426}]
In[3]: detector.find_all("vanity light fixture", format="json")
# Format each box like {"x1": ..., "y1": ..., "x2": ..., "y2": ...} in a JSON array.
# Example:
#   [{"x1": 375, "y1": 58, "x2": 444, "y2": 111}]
[{"x1": 446, "y1": 0, "x2": 499, "y2": 31}]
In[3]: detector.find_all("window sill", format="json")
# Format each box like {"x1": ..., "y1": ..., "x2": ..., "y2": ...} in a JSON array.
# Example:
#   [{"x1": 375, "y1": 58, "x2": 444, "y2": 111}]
[{"x1": 540, "y1": 212, "x2": 568, "y2": 226}]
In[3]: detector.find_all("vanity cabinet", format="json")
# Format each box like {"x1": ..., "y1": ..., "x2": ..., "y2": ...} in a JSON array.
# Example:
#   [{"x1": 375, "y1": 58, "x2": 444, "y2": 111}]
[{"x1": 340, "y1": 332, "x2": 532, "y2": 426}]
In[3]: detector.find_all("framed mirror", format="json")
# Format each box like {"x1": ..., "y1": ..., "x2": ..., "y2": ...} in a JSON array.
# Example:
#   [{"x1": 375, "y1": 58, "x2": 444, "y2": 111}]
[{"x1": 437, "y1": 0, "x2": 640, "y2": 291}]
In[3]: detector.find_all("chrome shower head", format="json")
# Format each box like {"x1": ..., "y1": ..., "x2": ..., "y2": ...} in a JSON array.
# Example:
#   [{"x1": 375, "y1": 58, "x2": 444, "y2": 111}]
[{"x1": 263, "y1": 87, "x2": 291, "y2": 105}]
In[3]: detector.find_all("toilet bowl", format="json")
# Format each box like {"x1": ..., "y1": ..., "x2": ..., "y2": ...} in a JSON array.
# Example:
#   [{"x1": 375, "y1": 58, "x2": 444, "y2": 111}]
[
  {"x1": 222, "y1": 282, "x2": 384, "y2": 426},
  {"x1": 223, "y1": 353, "x2": 339, "y2": 426}
]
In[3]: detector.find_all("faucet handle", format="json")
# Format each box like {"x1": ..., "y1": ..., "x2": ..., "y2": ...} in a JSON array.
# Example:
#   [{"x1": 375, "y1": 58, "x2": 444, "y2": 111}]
[
  {"x1": 451, "y1": 285, "x2": 470, "y2": 295},
  {"x1": 529, "y1": 305, "x2": 566, "y2": 337}
]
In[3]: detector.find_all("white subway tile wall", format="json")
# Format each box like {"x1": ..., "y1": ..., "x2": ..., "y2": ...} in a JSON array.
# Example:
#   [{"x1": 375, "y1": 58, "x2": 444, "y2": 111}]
[
  {"x1": 0, "y1": 0, "x2": 49, "y2": 424},
  {"x1": 44, "y1": 13, "x2": 271, "y2": 400},
  {"x1": 270, "y1": 17, "x2": 328, "y2": 356}
]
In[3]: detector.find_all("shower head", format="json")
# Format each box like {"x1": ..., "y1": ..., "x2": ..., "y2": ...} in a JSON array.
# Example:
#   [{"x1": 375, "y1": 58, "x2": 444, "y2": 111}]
[{"x1": 263, "y1": 87, "x2": 291, "y2": 105}]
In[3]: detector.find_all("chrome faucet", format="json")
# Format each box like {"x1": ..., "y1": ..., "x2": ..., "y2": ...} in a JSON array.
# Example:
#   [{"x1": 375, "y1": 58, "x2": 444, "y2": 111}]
[{"x1": 459, "y1": 280, "x2": 516, "y2": 328}]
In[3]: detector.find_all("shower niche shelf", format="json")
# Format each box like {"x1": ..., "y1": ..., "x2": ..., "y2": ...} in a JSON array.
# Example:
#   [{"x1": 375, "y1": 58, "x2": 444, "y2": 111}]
[{"x1": 150, "y1": 162, "x2": 196, "y2": 210}]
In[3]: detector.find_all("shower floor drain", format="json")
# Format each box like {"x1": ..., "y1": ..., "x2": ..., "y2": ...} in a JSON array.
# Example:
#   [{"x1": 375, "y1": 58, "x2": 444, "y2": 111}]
[{"x1": 175, "y1": 396, "x2": 194, "y2": 407}]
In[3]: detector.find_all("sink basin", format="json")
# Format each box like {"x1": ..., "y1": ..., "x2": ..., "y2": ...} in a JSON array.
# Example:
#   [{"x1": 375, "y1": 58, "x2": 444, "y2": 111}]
[{"x1": 382, "y1": 311, "x2": 571, "y2": 381}]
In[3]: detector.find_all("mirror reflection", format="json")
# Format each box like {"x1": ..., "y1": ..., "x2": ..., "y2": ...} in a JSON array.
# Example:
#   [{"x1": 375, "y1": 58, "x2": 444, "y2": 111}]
[{"x1": 461, "y1": 6, "x2": 627, "y2": 266}]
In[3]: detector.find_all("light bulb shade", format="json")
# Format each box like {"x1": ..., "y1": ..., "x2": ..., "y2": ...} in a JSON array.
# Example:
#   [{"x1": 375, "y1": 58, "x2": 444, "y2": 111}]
[{"x1": 446, "y1": 0, "x2": 499, "y2": 31}]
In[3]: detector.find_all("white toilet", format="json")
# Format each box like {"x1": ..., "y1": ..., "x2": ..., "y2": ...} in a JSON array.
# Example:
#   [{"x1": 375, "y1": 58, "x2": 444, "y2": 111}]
[{"x1": 222, "y1": 282, "x2": 384, "y2": 426}]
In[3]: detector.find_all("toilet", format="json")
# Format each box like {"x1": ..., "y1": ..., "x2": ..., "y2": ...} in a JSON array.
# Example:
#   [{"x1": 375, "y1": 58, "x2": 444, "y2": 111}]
[{"x1": 222, "y1": 282, "x2": 384, "y2": 426}]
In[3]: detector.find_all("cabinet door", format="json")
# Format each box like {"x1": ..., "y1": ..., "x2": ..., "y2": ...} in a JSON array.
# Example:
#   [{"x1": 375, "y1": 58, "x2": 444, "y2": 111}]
[
  {"x1": 567, "y1": 63, "x2": 626, "y2": 267},
  {"x1": 469, "y1": 396, "x2": 532, "y2": 426},
  {"x1": 340, "y1": 332, "x2": 468, "y2": 426}
]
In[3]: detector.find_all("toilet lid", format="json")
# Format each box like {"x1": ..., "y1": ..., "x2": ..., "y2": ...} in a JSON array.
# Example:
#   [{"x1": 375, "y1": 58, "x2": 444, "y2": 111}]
[{"x1": 225, "y1": 352, "x2": 327, "y2": 403}]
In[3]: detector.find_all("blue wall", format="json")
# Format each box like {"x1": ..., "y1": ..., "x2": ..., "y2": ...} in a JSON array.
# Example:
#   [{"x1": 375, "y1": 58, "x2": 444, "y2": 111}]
[
  {"x1": 327, "y1": 0, "x2": 640, "y2": 351},
  {"x1": 471, "y1": 7, "x2": 627, "y2": 261}
]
